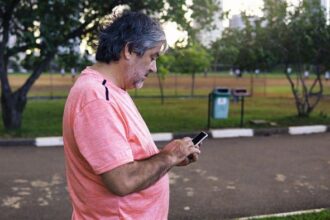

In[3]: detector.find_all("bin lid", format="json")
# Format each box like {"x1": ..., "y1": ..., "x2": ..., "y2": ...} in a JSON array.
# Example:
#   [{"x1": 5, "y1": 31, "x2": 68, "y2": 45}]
[
  {"x1": 232, "y1": 88, "x2": 250, "y2": 97},
  {"x1": 213, "y1": 87, "x2": 231, "y2": 95}
]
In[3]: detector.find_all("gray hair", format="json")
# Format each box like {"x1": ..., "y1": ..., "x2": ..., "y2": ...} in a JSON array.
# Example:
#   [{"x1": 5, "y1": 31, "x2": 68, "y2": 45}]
[{"x1": 96, "y1": 11, "x2": 167, "y2": 63}]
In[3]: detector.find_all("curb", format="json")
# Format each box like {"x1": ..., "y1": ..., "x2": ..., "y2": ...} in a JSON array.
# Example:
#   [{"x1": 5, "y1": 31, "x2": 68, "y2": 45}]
[
  {"x1": 0, "y1": 125, "x2": 329, "y2": 147},
  {"x1": 0, "y1": 138, "x2": 35, "y2": 147}
]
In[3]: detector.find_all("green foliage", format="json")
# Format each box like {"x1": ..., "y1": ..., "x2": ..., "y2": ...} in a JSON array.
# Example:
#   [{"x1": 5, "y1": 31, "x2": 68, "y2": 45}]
[
  {"x1": 210, "y1": 0, "x2": 330, "y2": 70},
  {"x1": 2, "y1": 0, "x2": 220, "y2": 67},
  {"x1": 174, "y1": 43, "x2": 212, "y2": 74},
  {"x1": 54, "y1": 52, "x2": 92, "y2": 72},
  {"x1": 274, "y1": 0, "x2": 329, "y2": 67},
  {"x1": 157, "y1": 53, "x2": 176, "y2": 79},
  {"x1": 209, "y1": 0, "x2": 330, "y2": 117},
  {"x1": 188, "y1": 0, "x2": 221, "y2": 39},
  {"x1": 0, "y1": 0, "x2": 220, "y2": 130},
  {"x1": 190, "y1": 0, "x2": 220, "y2": 29},
  {"x1": 210, "y1": 28, "x2": 241, "y2": 66}
]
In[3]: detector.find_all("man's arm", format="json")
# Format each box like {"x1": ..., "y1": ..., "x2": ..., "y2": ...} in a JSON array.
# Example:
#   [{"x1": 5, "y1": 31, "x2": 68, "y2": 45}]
[{"x1": 101, "y1": 138, "x2": 200, "y2": 196}]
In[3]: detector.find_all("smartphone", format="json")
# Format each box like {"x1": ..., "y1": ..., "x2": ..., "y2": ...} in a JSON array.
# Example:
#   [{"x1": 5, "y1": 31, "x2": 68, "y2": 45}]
[
  {"x1": 192, "y1": 131, "x2": 208, "y2": 146},
  {"x1": 188, "y1": 131, "x2": 208, "y2": 161}
]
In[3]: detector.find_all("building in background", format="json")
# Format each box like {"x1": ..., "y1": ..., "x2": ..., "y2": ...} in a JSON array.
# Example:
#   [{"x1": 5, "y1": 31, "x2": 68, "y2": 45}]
[
  {"x1": 229, "y1": 14, "x2": 245, "y2": 29},
  {"x1": 229, "y1": 14, "x2": 261, "y2": 29}
]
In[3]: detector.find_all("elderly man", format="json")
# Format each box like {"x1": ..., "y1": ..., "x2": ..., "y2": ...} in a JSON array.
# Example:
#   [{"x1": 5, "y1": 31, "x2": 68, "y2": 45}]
[{"x1": 63, "y1": 11, "x2": 200, "y2": 220}]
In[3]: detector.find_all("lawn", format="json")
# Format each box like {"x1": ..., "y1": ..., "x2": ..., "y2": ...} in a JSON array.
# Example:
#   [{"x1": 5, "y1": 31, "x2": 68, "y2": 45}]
[
  {"x1": 0, "y1": 95, "x2": 329, "y2": 138},
  {"x1": 0, "y1": 73, "x2": 329, "y2": 137},
  {"x1": 250, "y1": 209, "x2": 330, "y2": 220}
]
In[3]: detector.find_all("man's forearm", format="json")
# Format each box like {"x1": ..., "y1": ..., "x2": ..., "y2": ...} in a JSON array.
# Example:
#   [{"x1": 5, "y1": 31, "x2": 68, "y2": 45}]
[
  {"x1": 131, "y1": 151, "x2": 175, "y2": 192},
  {"x1": 101, "y1": 138, "x2": 200, "y2": 196},
  {"x1": 101, "y1": 151, "x2": 174, "y2": 196}
]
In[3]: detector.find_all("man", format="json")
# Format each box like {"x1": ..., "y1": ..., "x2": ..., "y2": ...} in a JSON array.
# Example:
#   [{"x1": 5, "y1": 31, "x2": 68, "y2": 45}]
[{"x1": 63, "y1": 11, "x2": 201, "y2": 220}]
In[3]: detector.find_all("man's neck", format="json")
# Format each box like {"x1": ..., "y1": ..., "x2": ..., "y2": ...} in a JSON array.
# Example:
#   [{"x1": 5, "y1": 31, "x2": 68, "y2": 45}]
[{"x1": 90, "y1": 62, "x2": 125, "y2": 89}]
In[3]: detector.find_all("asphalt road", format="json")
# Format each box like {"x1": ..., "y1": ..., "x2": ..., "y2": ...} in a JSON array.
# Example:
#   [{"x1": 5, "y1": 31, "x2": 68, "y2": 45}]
[{"x1": 0, "y1": 133, "x2": 329, "y2": 220}]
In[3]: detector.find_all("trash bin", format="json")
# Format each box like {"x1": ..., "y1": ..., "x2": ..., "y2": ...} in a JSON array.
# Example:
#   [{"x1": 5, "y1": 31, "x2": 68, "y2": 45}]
[
  {"x1": 211, "y1": 88, "x2": 231, "y2": 119},
  {"x1": 232, "y1": 88, "x2": 250, "y2": 127},
  {"x1": 232, "y1": 88, "x2": 250, "y2": 97}
]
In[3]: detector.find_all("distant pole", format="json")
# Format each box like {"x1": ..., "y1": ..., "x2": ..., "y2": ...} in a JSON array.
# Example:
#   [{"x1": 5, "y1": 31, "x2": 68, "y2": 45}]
[
  {"x1": 207, "y1": 93, "x2": 212, "y2": 129},
  {"x1": 240, "y1": 96, "x2": 245, "y2": 128},
  {"x1": 263, "y1": 72, "x2": 267, "y2": 97},
  {"x1": 213, "y1": 74, "x2": 216, "y2": 88},
  {"x1": 250, "y1": 72, "x2": 254, "y2": 96},
  {"x1": 175, "y1": 73, "x2": 178, "y2": 96},
  {"x1": 50, "y1": 71, "x2": 54, "y2": 99}
]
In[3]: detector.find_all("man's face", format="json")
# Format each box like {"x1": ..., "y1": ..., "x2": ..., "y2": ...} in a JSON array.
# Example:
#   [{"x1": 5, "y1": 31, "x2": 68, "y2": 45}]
[{"x1": 125, "y1": 43, "x2": 163, "y2": 89}]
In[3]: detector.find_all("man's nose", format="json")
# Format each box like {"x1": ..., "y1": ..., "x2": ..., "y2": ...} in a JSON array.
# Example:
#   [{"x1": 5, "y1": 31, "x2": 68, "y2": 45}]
[{"x1": 149, "y1": 61, "x2": 157, "y2": 73}]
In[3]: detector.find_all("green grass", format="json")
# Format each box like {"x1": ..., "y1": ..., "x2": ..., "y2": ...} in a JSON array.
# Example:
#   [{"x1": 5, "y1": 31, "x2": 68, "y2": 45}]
[
  {"x1": 1, "y1": 73, "x2": 330, "y2": 137},
  {"x1": 0, "y1": 100, "x2": 65, "y2": 138},
  {"x1": 251, "y1": 209, "x2": 330, "y2": 220},
  {"x1": 139, "y1": 96, "x2": 330, "y2": 131},
  {"x1": 0, "y1": 96, "x2": 329, "y2": 138}
]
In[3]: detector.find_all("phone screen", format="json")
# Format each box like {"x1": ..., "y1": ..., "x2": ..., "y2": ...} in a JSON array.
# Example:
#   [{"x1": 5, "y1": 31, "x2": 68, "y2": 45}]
[{"x1": 192, "y1": 131, "x2": 208, "y2": 145}]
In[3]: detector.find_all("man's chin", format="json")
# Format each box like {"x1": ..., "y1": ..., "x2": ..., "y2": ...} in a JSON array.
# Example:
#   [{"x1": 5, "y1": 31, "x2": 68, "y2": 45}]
[{"x1": 134, "y1": 80, "x2": 144, "y2": 89}]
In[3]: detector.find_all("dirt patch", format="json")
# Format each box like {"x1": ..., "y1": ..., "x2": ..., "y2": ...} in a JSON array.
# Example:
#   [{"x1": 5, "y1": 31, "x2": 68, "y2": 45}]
[{"x1": 8, "y1": 73, "x2": 330, "y2": 97}]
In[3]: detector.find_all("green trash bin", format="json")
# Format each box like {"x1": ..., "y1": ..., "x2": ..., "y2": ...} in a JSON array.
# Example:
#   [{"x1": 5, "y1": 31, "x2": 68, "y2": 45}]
[{"x1": 211, "y1": 88, "x2": 231, "y2": 119}]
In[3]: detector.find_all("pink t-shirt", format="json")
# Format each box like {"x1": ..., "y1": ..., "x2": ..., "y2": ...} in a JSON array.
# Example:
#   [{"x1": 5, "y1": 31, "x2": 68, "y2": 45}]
[{"x1": 63, "y1": 67, "x2": 169, "y2": 220}]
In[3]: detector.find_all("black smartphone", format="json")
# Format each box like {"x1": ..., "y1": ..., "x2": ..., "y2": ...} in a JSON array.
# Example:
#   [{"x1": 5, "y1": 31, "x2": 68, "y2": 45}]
[
  {"x1": 188, "y1": 131, "x2": 208, "y2": 161},
  {"x1": 192, "y1": 131, "x2": 208, "y2": 146}
]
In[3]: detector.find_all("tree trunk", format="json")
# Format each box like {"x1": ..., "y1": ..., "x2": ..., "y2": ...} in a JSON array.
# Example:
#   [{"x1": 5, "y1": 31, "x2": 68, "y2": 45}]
[
  {"x1": 1, "y1": 91, "x2": 27, "y2": 130},
  {"x1": 0, "y1": 53, "x2": 54, "y2": 130},
  {"x1": 285, "y1": 68, "x2": 304, "y2": 116},
  {"x1": 250, "y1": 72, "x2": 254, "y2": 96},
  {"x1": 285, "y1": 64, "x2": 324, "y2": 118},
  {"x1": 156, "y1": 72, "x2": 165, "y2": 105},
  {"x1": 203, "y1": 68, "x2": 208, "y2": 78},
  {"x1": 174, "y1": 73, "x2": 178, "y2": 96},
  {"x1": 191, "y1": 72, "x2": 196, "y2": 97}
]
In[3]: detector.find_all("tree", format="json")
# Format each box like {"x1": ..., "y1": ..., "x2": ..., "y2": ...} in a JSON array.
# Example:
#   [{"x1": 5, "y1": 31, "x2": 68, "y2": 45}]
[
  {"x1": 286, "y1": 0, "x2": 329, "y2": 116},
  {"x1": 210, "y1": 28, "x2": 241, "y2": 69},
  {"x1": 210, "y1": 14, "x2": 266, "y2": 72},
  {"x1": 156, "y1": 53, "x2": 175, "y2": 104},
  {"x1": 0, "y1": 0, "x2": 218, "y2": 130},
  {"x1": 174, "y1": 43, "x2": 212, "y2": 96},
  {"x1": 211, "y1": 0, "x2": 329, "y2": 117},
  {"x1": 54, "y1": 51, "x2": 92, "y2": 73},
  {"x1": 263, "y1": 0, "x2": 329, "y2": 117},
  {"x1": 261, "y1": 0, "x2": 289, "y2": 67}
]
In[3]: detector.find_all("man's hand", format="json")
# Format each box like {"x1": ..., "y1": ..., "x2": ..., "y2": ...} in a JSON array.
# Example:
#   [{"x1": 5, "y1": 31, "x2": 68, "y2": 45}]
[
  {"x1": 101, "y1": 137, "x2": 201, "y2": 196},
  {"x1": 161, "y1": 137, "x2": 201, "y2": 166}
]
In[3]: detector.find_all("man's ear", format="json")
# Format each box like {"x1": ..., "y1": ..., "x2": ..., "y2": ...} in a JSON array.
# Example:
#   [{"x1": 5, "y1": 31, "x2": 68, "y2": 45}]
[{"x1": 123, "y1": 43, "x2": 132, "y2": 60}]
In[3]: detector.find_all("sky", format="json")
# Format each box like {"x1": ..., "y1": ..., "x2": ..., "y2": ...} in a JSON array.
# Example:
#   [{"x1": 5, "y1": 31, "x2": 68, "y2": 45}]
[
  {"x1": 164, "y1": 0, "x2": 301, "y2": 46},
  {"x1": 164, "y1": 0, "x2": 265, "y2": 46},
  {"x1": 223, "y1": 0, "x2": 264, "y2": 17},
  {"x1": 223, "y1": 0, "x2": 300, "y2": 16}
]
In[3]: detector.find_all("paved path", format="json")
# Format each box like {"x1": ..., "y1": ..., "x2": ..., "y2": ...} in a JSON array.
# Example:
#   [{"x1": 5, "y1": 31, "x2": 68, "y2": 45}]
[{"x1": 0, "y1": 133, "x2": 329, "y2": 220}]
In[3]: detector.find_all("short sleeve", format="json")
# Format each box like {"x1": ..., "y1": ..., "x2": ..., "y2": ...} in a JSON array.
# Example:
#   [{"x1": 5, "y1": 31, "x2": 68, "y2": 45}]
[{"x1": 73, "y1": 99, "x2": 134, "y2": 175}]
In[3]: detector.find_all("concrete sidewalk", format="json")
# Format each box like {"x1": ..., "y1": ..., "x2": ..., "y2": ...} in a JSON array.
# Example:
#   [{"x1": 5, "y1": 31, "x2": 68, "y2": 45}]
[
  {"x1": 0, "y1": 125, "x2": 329, "y2": 147},
  {"x1": 1, "y1": 133, "x2": 329, "y2": 219}
]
